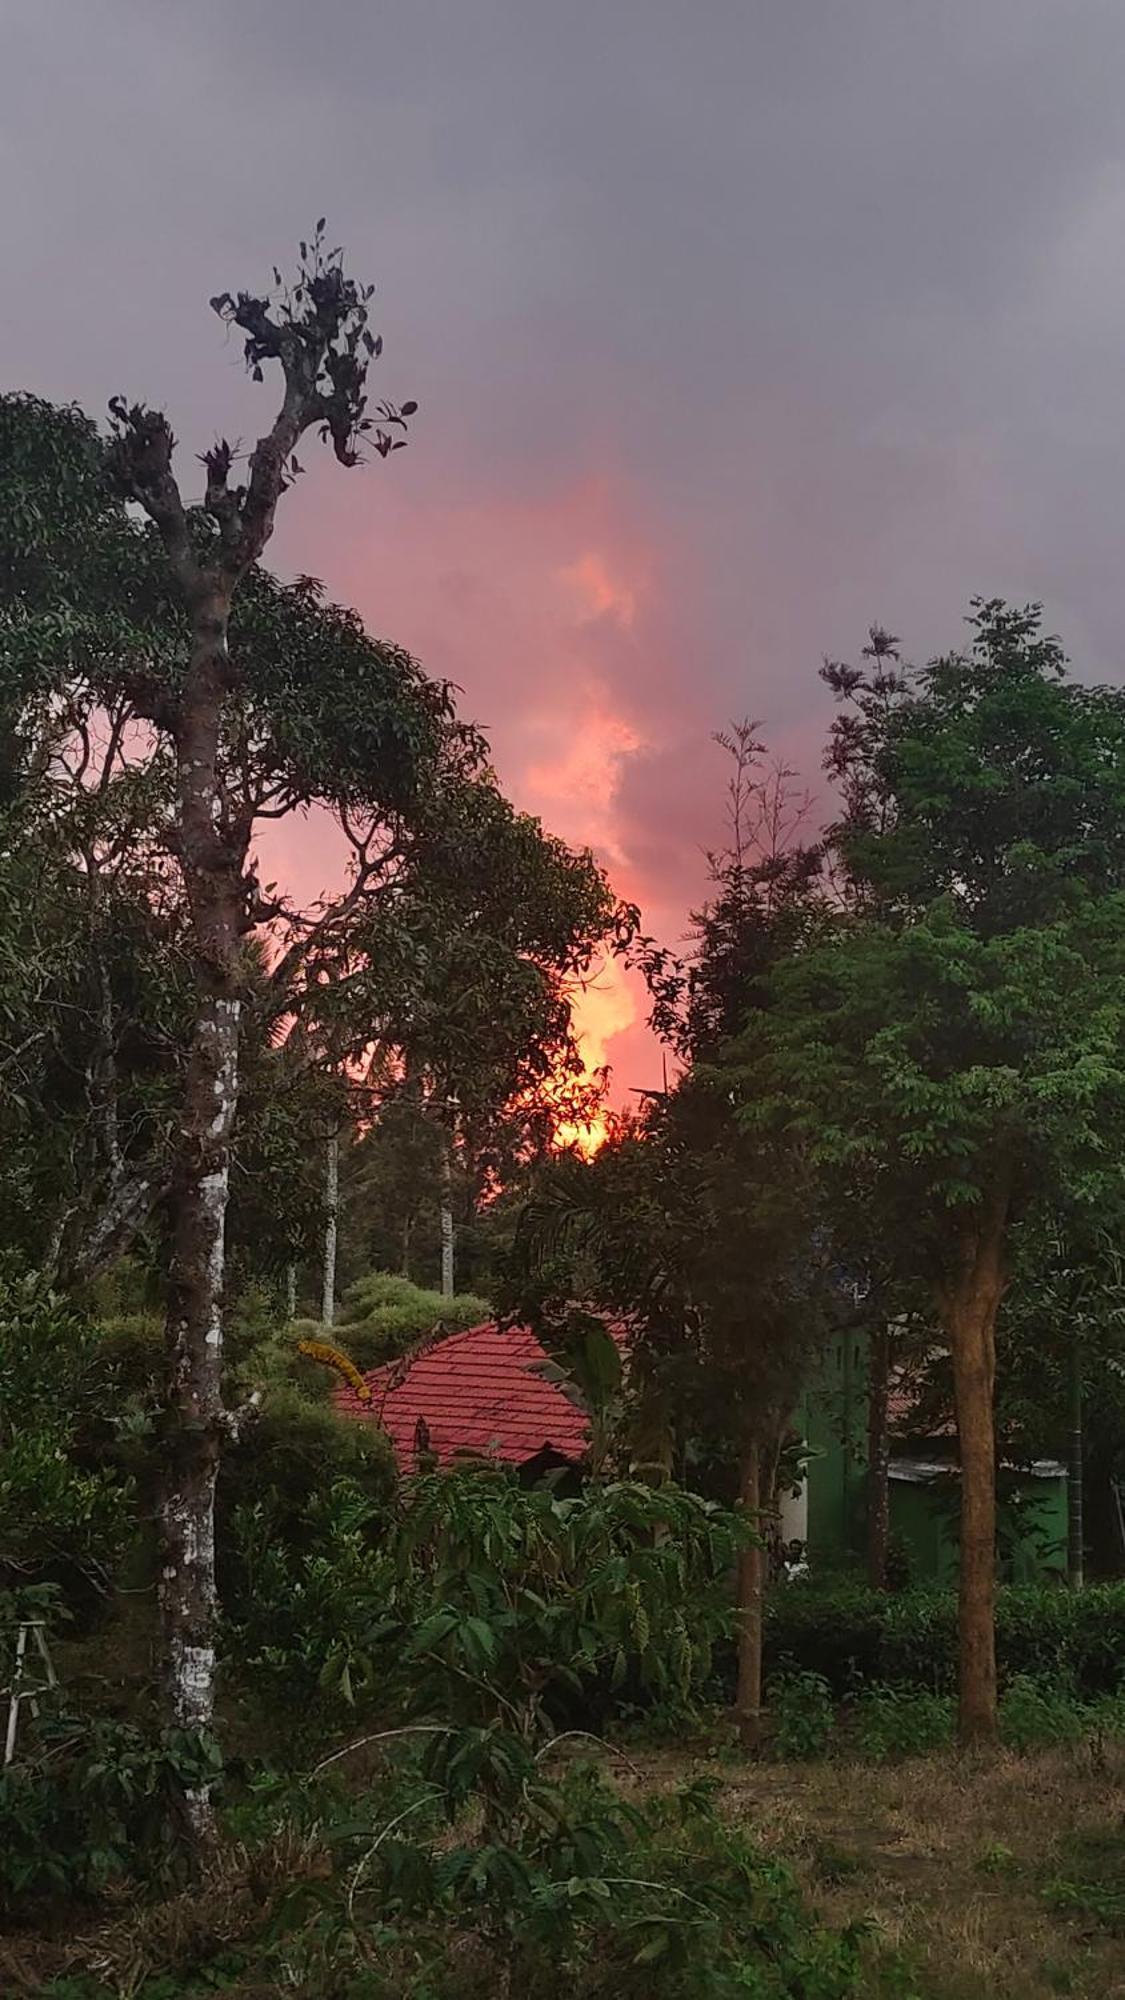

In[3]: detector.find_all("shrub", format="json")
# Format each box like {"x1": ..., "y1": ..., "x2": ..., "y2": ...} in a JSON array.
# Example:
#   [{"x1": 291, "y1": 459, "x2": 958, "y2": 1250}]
[
  {"x1": 0, "y1": 1716, "x2": 222, "y2": 1915},
  {"x1": 341, "y1": 1745, "x2": 876, "y2": 1998},
  {"x1": 218, "y1": 1386, "x2": 396, "y2": 1531},
  {"x1": 218, "y1": 1386, "x2": 397, "y2": 1744},
  {"x1": 337, "y1": 1272, "x2": 490, "y2": 1367},
  {"x1": 765, "y1": 1582, "x2": 1125, "y2": 1698},
  {"x1": 93, "y1": 1309, "x2": 164, "y2": 1403},
  {"x1": 768, "y1": 1671, "x2": 835, "y2": 1760},
  {"x1": 223, "y1": 1478, "x2": 392, "y2": 1732},
  {"x1": 224, "y1": 1465, "x2": 747, "y2": 1741},
  {"x1": 849, "y1": 1685, "x2": 954, "y2": 1761},
  {"x1": 388, "y1": 1468, "x2": 747, "y2": 1735},
  {"x1": 0, "y1": 1268, "x2": 131, "y2": 1601}
]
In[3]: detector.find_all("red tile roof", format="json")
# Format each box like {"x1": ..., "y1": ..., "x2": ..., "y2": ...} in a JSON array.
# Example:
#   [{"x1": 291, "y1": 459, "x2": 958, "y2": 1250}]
[{"x1": 334, "y1": 1321, "x2": 592, "y2": 1473}]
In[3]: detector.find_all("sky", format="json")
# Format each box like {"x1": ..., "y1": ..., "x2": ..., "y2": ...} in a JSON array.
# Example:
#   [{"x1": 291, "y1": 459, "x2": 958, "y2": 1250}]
[{"x1": 6, "y1": 0, "x2": 1125, "y2": 1100}]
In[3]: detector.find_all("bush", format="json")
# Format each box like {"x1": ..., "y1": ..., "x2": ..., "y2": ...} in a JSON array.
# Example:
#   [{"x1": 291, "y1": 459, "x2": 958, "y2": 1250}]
[
  {"x1": 765, "y1": 1582, "x2": 1125, "y2": 1698},
  {"x1": 0, "y1": 1715, "x2": 222, "y2": 1915},
  {"x1": 219, "y1": 1386, "x2": 396, "y2": 1530},
  {"x1": 769, "y1": 1671, "x2": 835, "y2": 1760},
  {"x1": 0, "y1": 1268, "x2": 132, "y2": 1600},
  {"x1": 849, "y1": 1686, "x2": 954, "y2": 1761},
  {"x1": 224, "y1": 1465, "x2": 747, "y2": 1742},
  {"x1": 387, "y1": 1468, "x2": 748, "y2": 1736},
  {"x1": 217, "y1": 1386, "x2": 397, "y2": 1745},
  {"x1": 31, "y1": 1736, "x2": 886, "y2": 1995},
  {"x1": 337, "y1": 1272, "x2": 490, "y2": 1367},
  {"x1": 337, "y1": 1744, "x2": 876, "y2": 1998}
]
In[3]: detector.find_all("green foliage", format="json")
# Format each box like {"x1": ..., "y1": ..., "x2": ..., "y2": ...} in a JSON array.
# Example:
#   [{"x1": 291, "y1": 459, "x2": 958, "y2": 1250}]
[
  {"x1": 346, "y1": 1754, "x2": 874, "y2": 1999},
  {"x1": 1042, "y1": 1828, "x2": 1125, "y2": 1938},
  {"x1": 0, "y1": 1267, "x2": 130, "y2": 1594},
  {"x1": 768, "y1": 1670, "x2": 835, "y2": 1760},
  {"x1": 337, "y1": 1271, "x2": 490, "y2": 1367},
  {"x1": 225, "y1": 1465, "x2": 745, "y2": 1740},
  {"x1": 31, "y1": 1741, "x2": 883, "y2": 1996},
  {"x1": 765, "y1": 1582, "x2": 1125, "y2": 1697},
  {"x1": 218, "y1": 1396, "x2": 396, "y2": 1726},
  {"x1": 849, "y1": 1686, "x2": 955, "y2": 1761},
  {"x1": 223, "y1": 1479, "x2": 389, "y2": 1733},
  {"x1": 391, "y1": 1468, "x2": 745, "y2": 1735},
  {"x1": 0, "y1": 1716, "x2": 222, "y2": 1914}
]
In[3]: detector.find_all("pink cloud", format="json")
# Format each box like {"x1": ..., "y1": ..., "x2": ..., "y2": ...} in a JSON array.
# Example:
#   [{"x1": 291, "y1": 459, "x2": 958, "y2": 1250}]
[{"x1": 265, "y1": 462, "x2": 703, "y2": 1101}]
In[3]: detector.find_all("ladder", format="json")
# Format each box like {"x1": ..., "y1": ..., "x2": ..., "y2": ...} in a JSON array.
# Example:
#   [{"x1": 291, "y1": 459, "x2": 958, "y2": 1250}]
[{"x1": 3, "y1": 1620, "x2": 58, "y2": 1766}]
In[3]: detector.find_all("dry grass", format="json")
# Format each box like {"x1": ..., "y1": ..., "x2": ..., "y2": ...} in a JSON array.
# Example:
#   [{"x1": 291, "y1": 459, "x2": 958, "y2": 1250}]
[
  {"x1": 5, "y1": 1735, "x2": 1123, "y2": 1996},
  {"x1": 622, "y1": 1734, "x2": 1125, "y2": 1997}
]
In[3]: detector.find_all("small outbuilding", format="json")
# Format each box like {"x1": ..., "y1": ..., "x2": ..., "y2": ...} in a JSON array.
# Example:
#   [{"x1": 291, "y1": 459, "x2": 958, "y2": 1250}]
[{"x1": 784, "y1": 1327, "x2": 1068, "y2": 1584}]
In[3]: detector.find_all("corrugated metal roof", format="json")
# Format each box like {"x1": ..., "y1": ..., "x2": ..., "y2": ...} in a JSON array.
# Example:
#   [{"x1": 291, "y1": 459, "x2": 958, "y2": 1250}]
[{"x1": 334, "y1": 1321, "x2": 591, "y2": 1472}]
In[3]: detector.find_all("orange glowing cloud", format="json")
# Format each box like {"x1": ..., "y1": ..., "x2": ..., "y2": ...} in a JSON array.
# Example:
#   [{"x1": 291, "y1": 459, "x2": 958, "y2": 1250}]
[
  {"x1": 560, "y1": 549, "x2": 639, "y2": 629},
  {"x1": 269, "y1": 469, "x2": 675, "y2": 1121}
]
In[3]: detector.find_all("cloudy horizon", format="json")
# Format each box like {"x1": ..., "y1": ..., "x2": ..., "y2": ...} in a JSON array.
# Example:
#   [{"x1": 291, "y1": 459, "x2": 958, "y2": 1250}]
[{"x1": 7, "y1": 0, "x2": 1125, "y2": 1097}]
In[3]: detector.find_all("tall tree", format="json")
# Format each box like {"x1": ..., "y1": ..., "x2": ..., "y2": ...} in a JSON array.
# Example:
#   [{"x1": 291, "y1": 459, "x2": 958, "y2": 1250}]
[
  {"x1": 0, "y1": 252, "x2": 440, "y2": 1788},
  {"x1": 738, "y1": 602, "x2": 1125, "y2": 1743},
  {"x1": 515, "y1": 729, "x2": 829, "y2": 1749},
  {"x1": 1, "y1": 337, "x2": 627, "y2": 1788}
]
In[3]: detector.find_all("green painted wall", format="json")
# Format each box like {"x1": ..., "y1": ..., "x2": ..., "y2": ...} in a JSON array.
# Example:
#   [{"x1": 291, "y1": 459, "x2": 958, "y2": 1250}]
[
  {"x1": 798, "y1": 1331, "x2": 1068, "y2": 1585},
  {"x1": 798, "y1": 1327, "x2": 869, "y2": 1571}
]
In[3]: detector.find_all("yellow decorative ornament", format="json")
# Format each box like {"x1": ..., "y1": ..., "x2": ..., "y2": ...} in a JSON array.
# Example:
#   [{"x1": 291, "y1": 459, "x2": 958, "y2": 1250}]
[{"x1": 297, "y1": 1338, "x2": 372, "y2": 1404}]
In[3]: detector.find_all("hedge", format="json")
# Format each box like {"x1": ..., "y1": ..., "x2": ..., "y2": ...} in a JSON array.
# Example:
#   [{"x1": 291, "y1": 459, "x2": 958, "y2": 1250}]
[{"x1": 763, "y1": 1582, "x2": 1125, "y2": 1697}]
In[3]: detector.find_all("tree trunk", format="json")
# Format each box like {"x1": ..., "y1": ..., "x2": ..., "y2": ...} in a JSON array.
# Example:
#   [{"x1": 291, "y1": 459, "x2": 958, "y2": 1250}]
[
  {"x1": 735, "y1": 1436, "x2": 764, "y2": 1752},
  {"x1": 940, "y1": 1191, "x2": 1009, "y2": 1750},
  {"x1": 285, "y1": 1263, "x2": 297, "y2": 1320},
  {"x1": 867, "y1": 1324, "x2": 891, "y2": 1590},
  {"x1": 400, "y1": 1214, "x2": 413, "y2": 1279},
  {"x1": 322, "y1": 1132, "x2": 339, "y2": 1326},
  {"x1": 1067, "y1": 1337, "x2": 1084, "y2": 1591},
  {"x1": 158, "y1": 604, "x2": 243, "y2": 1832},
  {"x1": 439, "y1": 1137, "x2": 454, "y2": 1300}
]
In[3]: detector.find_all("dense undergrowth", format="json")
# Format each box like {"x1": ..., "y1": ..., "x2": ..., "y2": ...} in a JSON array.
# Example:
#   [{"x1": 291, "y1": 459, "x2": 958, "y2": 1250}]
[
  {"x1": 764, "y1": 1579, "x2": 1125, "y2": 1697},
  {"x1": 4, "y1": 1270, "x2": 1122, "y2": 1996}
]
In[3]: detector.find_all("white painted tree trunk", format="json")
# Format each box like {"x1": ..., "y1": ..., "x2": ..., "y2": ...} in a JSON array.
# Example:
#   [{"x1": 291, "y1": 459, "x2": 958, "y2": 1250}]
[
  {"x1": 322, "y1": 1132, "x2": 339, "y2": 1326},
  {"x1": 158, "y1": 603, "x2": 245, "y2": 1843},
  {"x1": 439, "y1": 1136, "x2": 455, "y2": 1300},
  {"x1": 285, "y1": 1263, "x2": 297, "y2": 1319}
]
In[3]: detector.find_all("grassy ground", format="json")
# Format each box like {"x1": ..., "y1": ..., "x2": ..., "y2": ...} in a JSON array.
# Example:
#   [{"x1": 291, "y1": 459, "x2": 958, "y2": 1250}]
[
  {"x1": 3, "y1": 1730, "x2": 1122, "y2": 1994},
  {"x1": 622, "y1": 1735, "x2": 1125, "y2": 1997}
]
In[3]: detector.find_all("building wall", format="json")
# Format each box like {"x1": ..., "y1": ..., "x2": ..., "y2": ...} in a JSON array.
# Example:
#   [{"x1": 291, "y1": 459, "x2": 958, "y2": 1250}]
[
  {"x1": 799, "y1": 1326, "x2": 869, "y2": 1570},
  {"x1": 797, "y1": 1330, "x2": 1069, "y2": 1584}
]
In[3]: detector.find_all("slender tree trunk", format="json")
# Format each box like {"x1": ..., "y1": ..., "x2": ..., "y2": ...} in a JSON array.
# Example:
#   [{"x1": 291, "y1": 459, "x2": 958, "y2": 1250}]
[
  {"x1": 159, "y1": 604, "x2": 243, "y2": 1826},
  {"x1": 1067, "y1": 1337, "x2": 1084, "y2": 1591},
  {"x1": 867, "y1": 1324, "x2": 891, "y2": 1590},
  {"x1": 735, "y1": 1435, "x2": 764, "y2": 1752},
  {"x1": 439, "y1": 1137, "x2": 454, "y2": 1300},
  {"x1": 401, "y1": 1214, "x2": 413, "y2": 1279},
  {"x1": 322, "y1": 1132, "x2": 339, "y2": 1326},
  {"x1": 285, "y1": 1263, "x2": 297, "y2": 1319},
  {"x1": 939, "y1": 1190, "x2": 1009, "y2": 1750}
]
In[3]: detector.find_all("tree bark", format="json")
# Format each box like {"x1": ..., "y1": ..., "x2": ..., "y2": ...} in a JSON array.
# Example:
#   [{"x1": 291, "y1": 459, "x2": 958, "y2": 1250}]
[
  {"x1": 439, "y1": 1136, "x2": 454, "y2": 1300},
  {"x1": 867, "y1": 1323, "x2": 891, "y2": 1590},
  {"x1": 322, "y1": 1132, "x2": 339, "y2": 1326},
  {"x1": 285, "y1": 1263, "x2": 297, "y2": 1319},
  {"x1": 735, "y1": 1435, "x2": 764, "y2": 1752},
  {"x1": 158, "y1": 602, "x2": 244, "y2": 1829},
  {"x1": 1067, "y1": 1336, "x2": 1084, "y2": 1591},
  {"x1": 939, "y1": 1186, "x2": 1009, "y2": 1750}
]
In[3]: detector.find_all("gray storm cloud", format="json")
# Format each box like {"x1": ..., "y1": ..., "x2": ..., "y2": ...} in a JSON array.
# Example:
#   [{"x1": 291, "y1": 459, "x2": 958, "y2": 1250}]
[{"x1": 5, "y1": 0, "x2": 1125, "y2": 1083}]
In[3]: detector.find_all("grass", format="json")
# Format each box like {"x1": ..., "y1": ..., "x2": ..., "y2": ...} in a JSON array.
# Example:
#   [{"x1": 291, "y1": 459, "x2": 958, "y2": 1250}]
[
  {"x1": 621, "y1": 1732, "x2": 1125, "y2": 1997},
  {"x1": 3, "y1": 1717, "x2": 1123, "y2": 1995}
]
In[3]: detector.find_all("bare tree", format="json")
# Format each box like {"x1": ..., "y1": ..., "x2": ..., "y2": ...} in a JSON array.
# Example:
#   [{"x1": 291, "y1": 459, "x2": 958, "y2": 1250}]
[{"x1": 105, "y1": 227, "x2": 414, "y2": 1816}]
